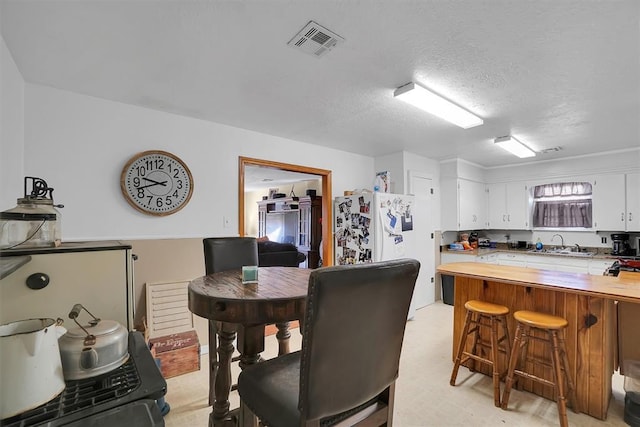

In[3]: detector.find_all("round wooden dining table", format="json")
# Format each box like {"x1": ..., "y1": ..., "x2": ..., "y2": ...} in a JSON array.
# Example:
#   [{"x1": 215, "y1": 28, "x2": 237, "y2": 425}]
[{"x1": 188, "y1": 266, "x2": 312, "y2": 427}]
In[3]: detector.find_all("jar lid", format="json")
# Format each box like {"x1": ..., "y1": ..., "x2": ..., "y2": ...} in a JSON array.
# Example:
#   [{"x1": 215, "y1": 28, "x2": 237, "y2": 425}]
[
  {"x1": 17, "y1": 197, "x2": 54, "y2": 205},
  {"x1": 0, "y1": 211, "x2": 56, "y2": 221}
]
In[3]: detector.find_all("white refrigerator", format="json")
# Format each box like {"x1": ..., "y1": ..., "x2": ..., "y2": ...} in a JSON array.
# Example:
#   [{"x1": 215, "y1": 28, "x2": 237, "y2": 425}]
[{"x1": 334, "y1": 192, "x2": 421, "y2": 319}]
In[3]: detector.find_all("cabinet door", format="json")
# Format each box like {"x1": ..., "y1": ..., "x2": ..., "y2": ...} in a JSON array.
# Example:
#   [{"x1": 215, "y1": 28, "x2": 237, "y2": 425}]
[
  {"x1": 551, "y1": 258, "x2": 590, "y2": 274},
  {"x1": 441, "y1": 252, "x2": 477, "y2": 264},
  {"x1": 525, "y1": 255, "x2": 558, "y2": 272},
  {"x1": 497, "y1": 253, "x2": 527, "y2": 267},
  {"x1": 487, "y1": 183, "x2": 507, "y2": 229},
  {"x1": 477, "y1": 253, "x2": 498, "y2": 264},
  {"x1": 627, "y1": 173, "x2": 640, "y2": 231},
  {"x1": 459, "y1": 179, "x2": 487, "y2": 230},
  {"x1": 592, "y1": 174, "x2": 626, "y2": 230},
  {"x1": 506, "y1": 182, "x2": 529, "y2": 230},
  {"x1": 589, "y1": 259, "x2": 615, "y2": 275}
]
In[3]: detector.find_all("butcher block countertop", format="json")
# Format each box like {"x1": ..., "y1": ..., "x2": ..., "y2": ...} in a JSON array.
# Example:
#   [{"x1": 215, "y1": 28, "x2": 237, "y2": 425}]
[{"x1": 437, "y1": 262, "x2": 640, "y2": 303}]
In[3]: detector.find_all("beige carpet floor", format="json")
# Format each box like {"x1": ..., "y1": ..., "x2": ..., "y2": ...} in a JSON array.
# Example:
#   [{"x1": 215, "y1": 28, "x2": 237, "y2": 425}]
[{"x1": 163, "y1": 301, "x2": 627, "y2": 426}]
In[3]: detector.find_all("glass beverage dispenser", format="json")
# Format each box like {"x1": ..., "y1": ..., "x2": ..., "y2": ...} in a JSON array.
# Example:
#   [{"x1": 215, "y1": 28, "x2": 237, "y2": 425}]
[{"x1": 0, "y1": 177, "x2": 63, "y2": 249}]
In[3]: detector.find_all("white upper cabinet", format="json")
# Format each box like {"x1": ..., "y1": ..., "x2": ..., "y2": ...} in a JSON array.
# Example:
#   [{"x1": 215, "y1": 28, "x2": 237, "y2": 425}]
[
  {"x1": 441, "y1": 178, "x2": 487, "y2": 231},
  {"x1": 487, "y1": 183, "x2": 506, "y2": 228},
  {"x1": 487, "y1": 182, "x2": 529, "y2": 230},
  {"x1": 593, "y1": 173, "x2": 638, "y2": 231},
  {"x1": 627, "y1": 172, "x2": 640, "y2": 231},
  {"x1": 459, "y1": 179, "x2": 488, "y2": 230}
]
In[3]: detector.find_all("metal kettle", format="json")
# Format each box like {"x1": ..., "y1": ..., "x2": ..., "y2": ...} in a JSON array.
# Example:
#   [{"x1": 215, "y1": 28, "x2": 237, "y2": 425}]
[{"x1": 58, "y1": 304, "x2": 129, "y2": 380}]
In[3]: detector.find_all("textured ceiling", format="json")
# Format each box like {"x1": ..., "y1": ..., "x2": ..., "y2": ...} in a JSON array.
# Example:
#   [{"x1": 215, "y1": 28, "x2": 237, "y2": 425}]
[{"x1": 1, "y1": 0, "x2": 639, "y2": 168}]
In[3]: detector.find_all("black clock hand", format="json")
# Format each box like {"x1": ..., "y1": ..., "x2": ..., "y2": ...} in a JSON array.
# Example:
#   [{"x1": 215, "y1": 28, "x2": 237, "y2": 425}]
[
  {"x1": 142, "y1": 177, "x2": 168, "y2": 186},
  {"x1": 137, "y1": 182, "x2": 168, "y2": 190}
]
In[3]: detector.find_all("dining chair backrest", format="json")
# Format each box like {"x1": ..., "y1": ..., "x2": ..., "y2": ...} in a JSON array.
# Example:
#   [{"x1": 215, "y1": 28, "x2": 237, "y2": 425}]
[
  {"x1": 299, "y1": 258, "x2": 420, "y2": 421},
  {"x1": 203, "y1": 237, "x2": 258, "y2": 274},
  {"x1": 202, "y1": 237, "x2": 260, "y2": 407}
]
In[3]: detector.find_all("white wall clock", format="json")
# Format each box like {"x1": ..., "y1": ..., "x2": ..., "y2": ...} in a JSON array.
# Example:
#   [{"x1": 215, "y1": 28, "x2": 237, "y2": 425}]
[{"x1": 120, "y1": 150, "x2": 194, "y2": 216}]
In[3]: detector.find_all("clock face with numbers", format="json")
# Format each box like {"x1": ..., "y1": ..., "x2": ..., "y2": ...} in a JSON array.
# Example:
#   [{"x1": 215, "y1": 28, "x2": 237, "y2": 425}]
[{"x1": 120, "y1": 150, "x2": 194, "y2": 216}]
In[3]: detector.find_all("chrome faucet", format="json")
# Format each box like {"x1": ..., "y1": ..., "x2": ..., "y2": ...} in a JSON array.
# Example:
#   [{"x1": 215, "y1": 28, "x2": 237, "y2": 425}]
[
  {"x1": 574, "y1": 243, "x2": 581, "y2": 253},
  {"x1": 551, "y1": 234, "x2": 564, "y2": 249}
]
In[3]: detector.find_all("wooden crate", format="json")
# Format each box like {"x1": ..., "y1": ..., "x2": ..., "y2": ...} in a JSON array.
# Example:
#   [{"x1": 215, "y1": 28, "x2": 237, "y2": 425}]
[{"x1": 149, "y1": 330, "x2": 200, "y2": 378}]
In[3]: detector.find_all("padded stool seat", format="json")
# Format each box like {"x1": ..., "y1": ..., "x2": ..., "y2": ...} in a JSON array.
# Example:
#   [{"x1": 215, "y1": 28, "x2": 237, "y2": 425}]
[
  {"x1": 450, "y1": 300, "x2": 511, "y2": 407},
  {"x1": 501, "y1": 310, "x2": 578, "y2": 427}
]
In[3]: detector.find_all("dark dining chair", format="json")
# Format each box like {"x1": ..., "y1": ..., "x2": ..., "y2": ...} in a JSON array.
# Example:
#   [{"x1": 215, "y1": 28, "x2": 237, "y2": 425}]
[
  {"x1": 237, "y1": 258, "x2": 420, "y2": 427},
  {"x1": 203, "y1": 237, "x2": 259, "y2": 406}
]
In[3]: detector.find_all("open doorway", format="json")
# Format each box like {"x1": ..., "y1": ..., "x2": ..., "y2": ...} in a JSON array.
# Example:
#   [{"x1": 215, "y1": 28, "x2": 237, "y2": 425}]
[{"x1": 238, "y1": 157, "x2": 333, "y2": 266}]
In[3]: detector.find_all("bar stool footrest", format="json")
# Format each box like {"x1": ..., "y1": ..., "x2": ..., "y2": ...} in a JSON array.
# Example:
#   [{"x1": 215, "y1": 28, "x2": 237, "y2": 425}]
[{"x1": 513, "y1": 369, "x2": 555, "y2": 388}]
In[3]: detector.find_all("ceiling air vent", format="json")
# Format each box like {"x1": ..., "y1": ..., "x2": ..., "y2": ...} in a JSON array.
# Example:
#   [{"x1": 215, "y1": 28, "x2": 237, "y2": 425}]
[{"x1": 287, "y1": 20, "x2": 344, "y2": 58}]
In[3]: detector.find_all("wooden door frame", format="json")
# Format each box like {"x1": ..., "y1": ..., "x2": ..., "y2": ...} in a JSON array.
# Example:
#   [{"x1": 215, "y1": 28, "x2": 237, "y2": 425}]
[{"x1": 238, "y1": 157, "x2": 333, "y2": 266}]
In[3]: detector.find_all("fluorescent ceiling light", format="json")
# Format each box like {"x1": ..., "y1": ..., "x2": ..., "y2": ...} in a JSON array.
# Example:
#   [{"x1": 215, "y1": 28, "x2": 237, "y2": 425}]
[
  {"x1": 494, "y1": 136, "x2": 536, "y2": 158},
  {"x1": 393, "y1": 82, "x2": 483, "y2": 129}
]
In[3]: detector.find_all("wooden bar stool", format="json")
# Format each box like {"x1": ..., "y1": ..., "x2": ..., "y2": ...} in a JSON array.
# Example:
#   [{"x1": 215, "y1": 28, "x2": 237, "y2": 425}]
[
  {"x1": 450, "y1": 300, "x2": 511, "y2": 407},
  {"x1": 501, "y1": 310, "x2": 579, "y2": 427}
]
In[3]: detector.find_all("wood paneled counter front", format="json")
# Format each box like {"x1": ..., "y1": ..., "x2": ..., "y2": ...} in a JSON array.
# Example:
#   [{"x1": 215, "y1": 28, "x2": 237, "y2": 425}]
[{"x1": 436, "y1": 262, "x2": 640, "y2": 420}]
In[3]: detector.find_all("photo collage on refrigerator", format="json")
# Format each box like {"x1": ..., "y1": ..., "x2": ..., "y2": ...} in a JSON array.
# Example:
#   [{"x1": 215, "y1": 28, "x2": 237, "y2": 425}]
[{"x1": 335, "y1": 194, "x2": 413, "y2": 264}]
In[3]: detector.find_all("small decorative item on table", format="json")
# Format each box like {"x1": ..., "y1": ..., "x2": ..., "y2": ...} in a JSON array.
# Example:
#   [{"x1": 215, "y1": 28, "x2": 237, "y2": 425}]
[{"x1": 242, "y1": 265, "x2": 258, "y2": 284}]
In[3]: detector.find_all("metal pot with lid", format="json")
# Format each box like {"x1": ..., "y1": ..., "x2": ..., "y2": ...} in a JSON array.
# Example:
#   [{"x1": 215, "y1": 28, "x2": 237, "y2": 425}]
[{"x1": 58, "y1": 304, "x2": 129, "y2": 380}]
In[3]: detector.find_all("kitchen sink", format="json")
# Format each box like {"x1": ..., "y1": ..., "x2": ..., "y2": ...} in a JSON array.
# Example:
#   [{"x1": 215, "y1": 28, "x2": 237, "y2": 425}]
[{"x1": 527, "y1": 248, "x2": 595, "y2": 257}]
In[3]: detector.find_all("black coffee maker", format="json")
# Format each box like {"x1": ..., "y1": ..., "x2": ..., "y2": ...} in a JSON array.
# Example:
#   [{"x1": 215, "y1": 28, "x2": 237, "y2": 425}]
[{"x1": 611, "y1": 233, "x2": 633, "y2": 256}]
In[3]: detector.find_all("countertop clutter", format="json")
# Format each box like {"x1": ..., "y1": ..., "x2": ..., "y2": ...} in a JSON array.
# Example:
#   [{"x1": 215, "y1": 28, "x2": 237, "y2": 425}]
[{"x1": 441, "y1": 243, "x2": 630, "y2": 260}]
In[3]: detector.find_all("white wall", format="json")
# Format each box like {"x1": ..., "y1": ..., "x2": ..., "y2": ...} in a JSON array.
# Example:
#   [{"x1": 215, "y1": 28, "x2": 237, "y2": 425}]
[
  {"x1": 401, "y1": 151, "x2": 442, "y2": 230},
  {"x1": 0, "y1": 33, "x2": 25, "y2": 209},
  {"x1": 374, "y1": 151, "x2": 442, "y2": 197},
  {"x1": 19, "y1": 84, "x2": 374, "y2": 240},
  {"x1": 440, "y1": 158, "x2": 486, "y2": 182},
  {"x1": 374, "y1": 152, "x2": 404, "y2": 194}
]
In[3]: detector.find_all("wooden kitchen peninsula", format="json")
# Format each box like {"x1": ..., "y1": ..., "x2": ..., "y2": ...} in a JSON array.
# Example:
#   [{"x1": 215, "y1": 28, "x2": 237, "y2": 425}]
[{"x1": 437, "y1": 262, "x2": 640, "y2": 420}]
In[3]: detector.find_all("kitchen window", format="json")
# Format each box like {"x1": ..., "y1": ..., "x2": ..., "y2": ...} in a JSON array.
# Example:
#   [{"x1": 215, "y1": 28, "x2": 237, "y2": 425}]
[{"x1": 532, "y1": 182, "x2": 592, "y2": 229}]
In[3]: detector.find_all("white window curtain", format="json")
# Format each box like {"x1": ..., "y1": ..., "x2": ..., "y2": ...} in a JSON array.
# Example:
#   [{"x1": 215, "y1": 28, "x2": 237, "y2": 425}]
[
  {"x1": 532, "y1": 182, "x2": 593, "y2": 228},
  {"x1": 533, "y1": 182, "x2": 592, "y2": 198}
]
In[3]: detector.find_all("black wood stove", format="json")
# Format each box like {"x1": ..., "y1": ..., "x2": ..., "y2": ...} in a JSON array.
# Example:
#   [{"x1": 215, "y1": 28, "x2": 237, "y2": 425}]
[{"x1": 0, "y1": 332, "x2": 166, "y2": 427}]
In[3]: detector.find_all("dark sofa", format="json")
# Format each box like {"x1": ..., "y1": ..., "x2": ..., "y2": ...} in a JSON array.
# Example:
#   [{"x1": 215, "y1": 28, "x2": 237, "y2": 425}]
[{"x1": 257, "y1": 240, "x2": 306, "y2": 267}]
